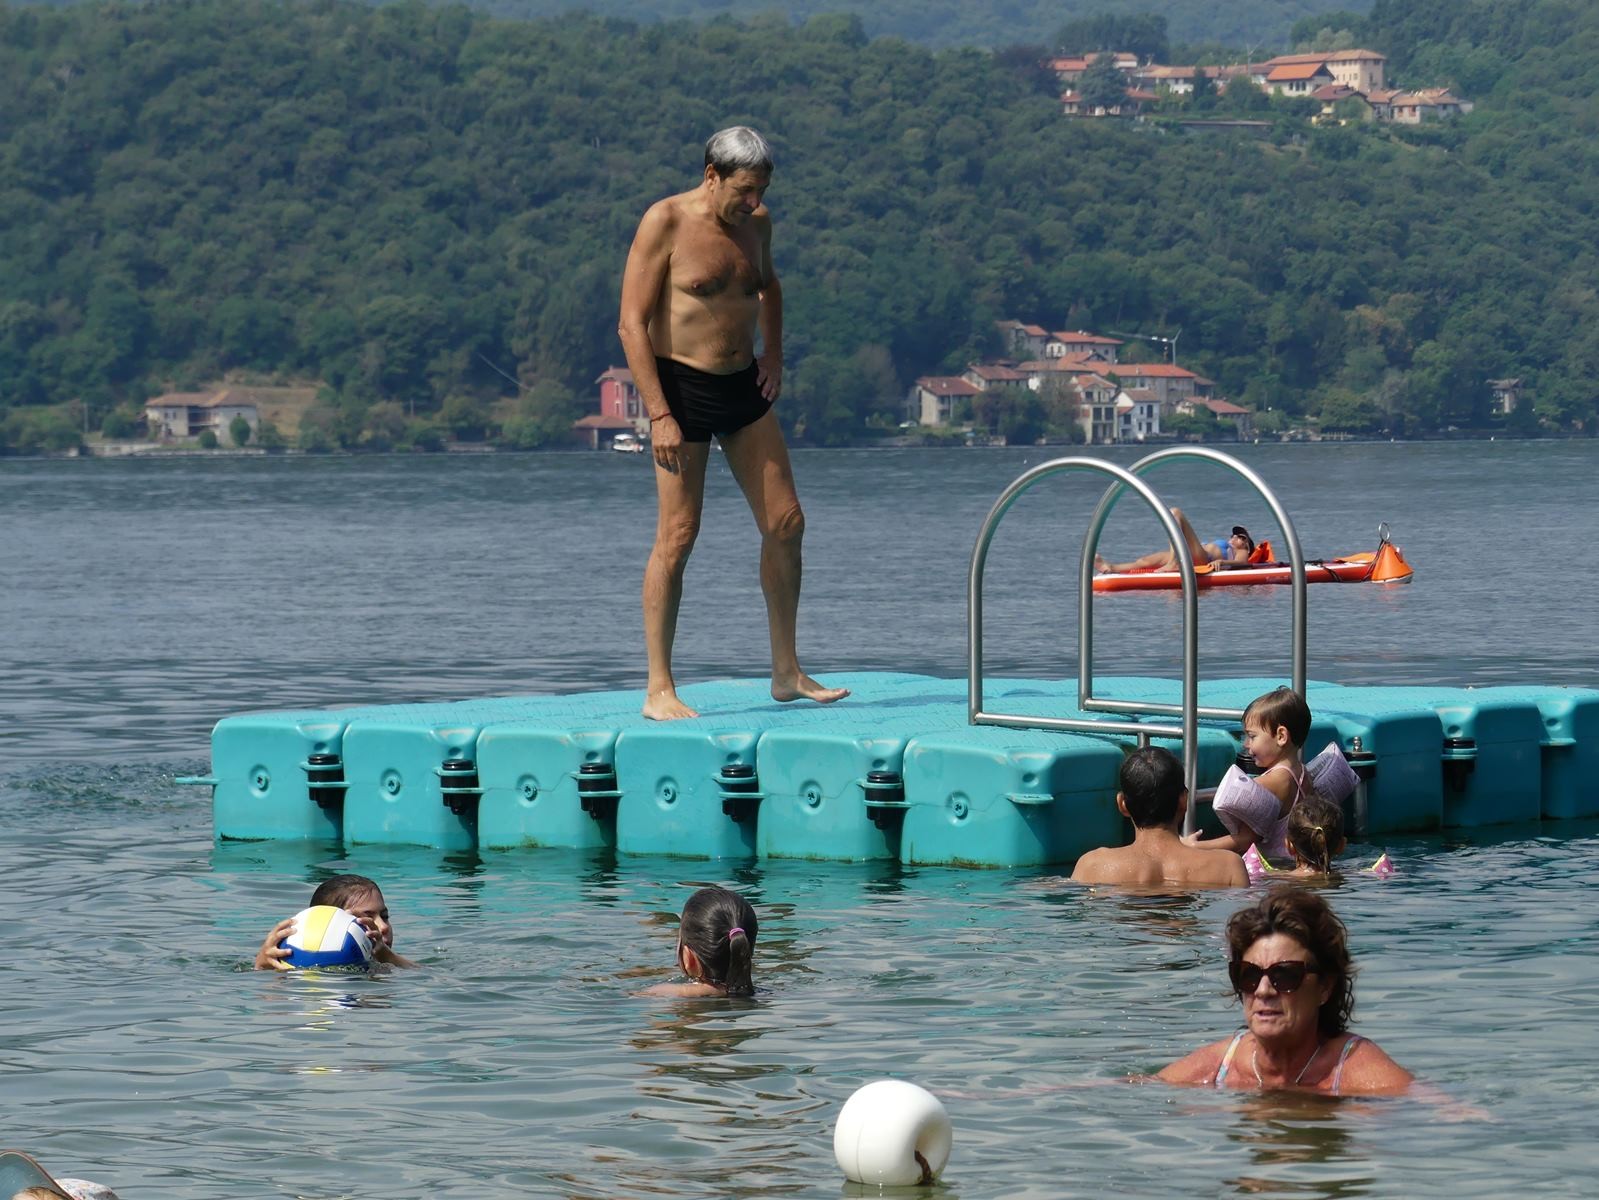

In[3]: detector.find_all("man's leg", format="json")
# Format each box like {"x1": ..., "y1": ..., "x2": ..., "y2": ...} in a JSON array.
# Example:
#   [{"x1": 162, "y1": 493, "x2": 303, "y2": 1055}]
[
  {"x1": 720, "y1": 409, "x2": 849, "y2": 705},
  {"x1": 642, "y1": 441, "x2": 712, "y2": 720}
]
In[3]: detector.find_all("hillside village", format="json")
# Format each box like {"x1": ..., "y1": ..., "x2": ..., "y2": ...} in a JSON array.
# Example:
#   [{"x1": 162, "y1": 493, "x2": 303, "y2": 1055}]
[
  {"x1": 1055, "y1": 47, "x2": 1473, "y2": 123},
  {"x1": 911, "y1": 321, "x2": 1250, "y2": 445},
  {"x1": 591, "y1": 322, "x2": 1249, "y2": 450}
]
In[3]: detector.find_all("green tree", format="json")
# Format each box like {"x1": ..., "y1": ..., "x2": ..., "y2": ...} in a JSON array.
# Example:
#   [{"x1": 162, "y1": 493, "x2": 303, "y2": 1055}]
[
  {"x1": 499, "y1": 381, "x2": 580, "y2": 449},
  {"x1": 229, "y1": 414, "x2": 252, "y2": 446},
  {"x1": 1218, "y1": 76, "x2": 1270, "y2": 113},
  {"x1": 1054, "y1": 14, "x2": 1169, "y2": 62},
  {"x1": 1077, "y1": 55, "x2": 1128, "y2": 111},
  {"x1": 197, "y1": 429, "x2": 219, "y2": 449},
  {"x1": 101, "y1": 407, "x2": 139, "y2": 439}
]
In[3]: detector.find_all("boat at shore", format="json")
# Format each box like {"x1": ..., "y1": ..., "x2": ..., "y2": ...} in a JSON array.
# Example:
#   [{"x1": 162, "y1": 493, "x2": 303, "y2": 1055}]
[{"x1": 610, "y1": 431, "x2": 646, "y2": 453}]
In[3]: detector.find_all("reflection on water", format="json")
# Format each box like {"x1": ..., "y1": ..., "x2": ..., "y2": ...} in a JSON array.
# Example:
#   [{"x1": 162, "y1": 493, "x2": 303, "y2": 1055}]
[{"x1": 1223, "y1": 1092, "x2": 1370, "y2": 1198}]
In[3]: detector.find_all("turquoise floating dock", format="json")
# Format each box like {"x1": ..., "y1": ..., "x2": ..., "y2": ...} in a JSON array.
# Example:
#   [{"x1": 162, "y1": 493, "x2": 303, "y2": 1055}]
[
  {"x1": 200, "y1": 673, "x2": 1599, "y2": 867},
  {"x1": 194, "y1": 448, "x2": 1599, "y2": 866}
]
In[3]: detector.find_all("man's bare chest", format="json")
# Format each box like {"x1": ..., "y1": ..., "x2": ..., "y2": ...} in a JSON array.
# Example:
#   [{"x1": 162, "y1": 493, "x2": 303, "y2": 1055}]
[{"x1": 670, "y1": 230, "x2": 763, "y2": 300}]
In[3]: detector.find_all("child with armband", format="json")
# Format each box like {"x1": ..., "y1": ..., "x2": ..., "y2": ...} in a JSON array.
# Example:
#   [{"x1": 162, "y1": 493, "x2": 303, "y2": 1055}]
[
  {"x1": 253, "y1": 873, "x2": 419, "y2": 970},
  {"x1": 1243, "y1": 792, "x2": 1347, "y2": 880},
  {"x1": 641, "y1": 885, "x2": 759, "y2": 997},
  {"x1": 1185, "y1": 687, "x2": 1313, "y2": 861}
]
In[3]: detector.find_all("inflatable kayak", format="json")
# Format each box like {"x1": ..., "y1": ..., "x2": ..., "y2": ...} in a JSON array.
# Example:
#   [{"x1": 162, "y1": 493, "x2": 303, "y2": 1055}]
[{"x1": 1093, "y1": 532, "x2": 1414, "y2": 593}]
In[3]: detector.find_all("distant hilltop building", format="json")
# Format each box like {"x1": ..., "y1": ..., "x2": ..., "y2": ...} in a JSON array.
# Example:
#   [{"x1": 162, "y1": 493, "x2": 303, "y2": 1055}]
[{"x1": 1055, "y1": 46, "x2": 1471, "y2": 124}]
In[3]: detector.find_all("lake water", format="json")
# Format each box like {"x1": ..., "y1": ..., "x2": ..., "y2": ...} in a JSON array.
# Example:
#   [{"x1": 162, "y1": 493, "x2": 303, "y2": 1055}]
[{"x1": 3, "y1": 442, "x2": 1599, "y2": 1198}]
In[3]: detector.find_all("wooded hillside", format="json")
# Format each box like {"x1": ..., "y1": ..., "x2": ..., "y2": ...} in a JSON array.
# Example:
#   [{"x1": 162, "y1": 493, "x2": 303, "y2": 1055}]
[{"x1": 1, "y1": 0, "x2": 1595, "y2": 450}]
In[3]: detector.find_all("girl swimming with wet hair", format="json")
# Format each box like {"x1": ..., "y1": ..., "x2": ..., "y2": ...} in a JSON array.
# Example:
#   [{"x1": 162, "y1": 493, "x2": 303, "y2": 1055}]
[
  {"x1": 1284, "y1": 793, "x2": 1347, "y2": 875},
  {"x1": 642, "y1": 885, "x2": 760, "y2": 997}
]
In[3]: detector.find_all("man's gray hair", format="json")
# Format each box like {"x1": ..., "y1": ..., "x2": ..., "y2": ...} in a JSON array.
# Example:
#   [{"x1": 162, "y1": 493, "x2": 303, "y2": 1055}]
[{"x1": 704, "y1": 126, "x2": 773, "y2": 177}]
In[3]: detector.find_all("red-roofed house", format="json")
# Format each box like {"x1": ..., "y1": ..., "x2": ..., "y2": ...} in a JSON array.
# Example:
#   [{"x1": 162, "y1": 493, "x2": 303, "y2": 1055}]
[
  {"x1": 1312, "y1": 84, "x2": 1374, "y2": 122},
  {"x1": 1266, "y1": 61, "x2": 1335, "y2": 96},
  {"x1": 911, "y1": 375, "x2": 981, "y2": 427},
  {"x1": 1047, "y1": 331, "x2": 1122, "y2": 362},
  {"x1": 1115, "y1": 388, "x2": 1163, "y2": 441},
  {"x1": 1047, "y1": 51, "x2": 1139, "y2": 86},
  {"x1": 1137, "y1": 64, "x2": 1228, "y2": 95},
  {"x1": 1263, "y1": 50, "x2": 1386, "y2": 93},
  {"x1": 995, "y1": 319, "x2": 1051, "y2": 359},
  {"x1": 1176, "y1": 396, "x2": 1253, "y2": 439},
  {"x1": 962, "y1": 363, "x2": 1031, "y2": 393},
  {"x1": 1105, "y1": 362, "x2": 1214, "y2": 409},
  {"x1": 595, "y1": 366, "x2": 646, "y2": 433},
  {"x1": 1388, "y1": 88, "x2": 1472, "y2": 123}
]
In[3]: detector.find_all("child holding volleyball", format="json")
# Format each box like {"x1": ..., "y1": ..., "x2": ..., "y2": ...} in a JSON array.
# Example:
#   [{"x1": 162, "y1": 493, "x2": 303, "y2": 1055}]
[
  {"x1": 640, "y1": 885, "x2": 759, "y2": 997},
  {"x1": 253, "y1": 873, "x2": 418, "y2": 969}
]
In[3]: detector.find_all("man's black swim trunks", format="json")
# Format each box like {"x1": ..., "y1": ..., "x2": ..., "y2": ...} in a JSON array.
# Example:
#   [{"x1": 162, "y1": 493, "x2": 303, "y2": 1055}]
[{"x1": 655, "y1": 357, "x2": 771, "y2": 443}]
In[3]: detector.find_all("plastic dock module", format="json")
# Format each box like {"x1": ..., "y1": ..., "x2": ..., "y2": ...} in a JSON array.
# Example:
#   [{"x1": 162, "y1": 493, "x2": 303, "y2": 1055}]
[
  {"x1": 338, "y1": 710, "x2": 483, "y2": 850},
  {"x1": 204, "y1": 673, "x2": 1599, "y2": 860},
  {"x1": 1472, "y1": 686, "x2": 1599, "y2": 819},
  {"x1": 1293, "y1": 690, "x2": 1444, "y2": 833},
  {"x1": 1308, "y1": 685, "x2": 1544, "y2": 827},
  {"x1": 756, "y1": 697, "x2": 974, "y2": 862},
  {"x1": 611, "y1": 673, "x2": 942, "y2": 860},
  {"x1": 475, "y1": 689, "x2": 649, "y2": 852},
  {"x1": 211, "y1": 709, "x2": 355, "y2": 840},
  {"x1": 899, "y1": 728, "x2": 1125, "y2": 868}
]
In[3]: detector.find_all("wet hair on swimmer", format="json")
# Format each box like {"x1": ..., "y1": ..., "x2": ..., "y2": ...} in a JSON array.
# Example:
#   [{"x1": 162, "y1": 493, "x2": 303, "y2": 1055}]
[
  {"x1": 1244, "y1": 687, "x2": 1312, "y2": 749},
  {"x1": 705, "y1": 126, "x2": 773, "y2": 178},
  {"x1": 1118, "y1": 746, "x2": 1185, "y2": 828},
  {"x1": 1226, "y1": 887, "x2": 1356, "y2": 1036},
  {"x1": 678, "y1": 885, "x2": 759, "y2": 995},
  {"x1": 1286, "y1": 791, "x2": 1346, "y2": 874},
  {"x1": 310, "y1": 873, "x2": 381, "y2": 909}
]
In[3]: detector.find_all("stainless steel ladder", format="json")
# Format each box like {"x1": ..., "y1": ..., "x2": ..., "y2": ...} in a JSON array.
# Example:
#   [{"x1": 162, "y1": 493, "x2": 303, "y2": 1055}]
[{"x1": 967, "y1": 446, "x2": 1309, "y2": 833}]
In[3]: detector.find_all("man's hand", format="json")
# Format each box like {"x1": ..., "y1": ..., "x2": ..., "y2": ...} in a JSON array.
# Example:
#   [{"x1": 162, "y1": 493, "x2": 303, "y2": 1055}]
[
  {"x1": 652, "y1": 413, "x2": 686, "y2": 474},
  {"x1": 756, "y1": 352, "x2": 782, "y2": 402}
]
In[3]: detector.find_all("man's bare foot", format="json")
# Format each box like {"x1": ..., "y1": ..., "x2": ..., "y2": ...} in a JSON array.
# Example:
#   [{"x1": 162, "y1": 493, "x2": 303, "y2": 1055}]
[
  {"x1": 643, "y1": 689, "x2": 699, "y2": 721},
  {"x1": 771, "y1": 674, "x2": 851, "y2": 705},
  {"x1": 1094, "y1": 553, "x2": 1113, "y2": 574}
]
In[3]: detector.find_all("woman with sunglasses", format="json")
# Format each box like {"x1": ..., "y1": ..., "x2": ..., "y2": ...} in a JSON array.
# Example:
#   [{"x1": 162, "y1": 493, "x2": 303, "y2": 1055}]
[
  {"x1": 1094, "y1": 508, "x2": 1256, "y2": 575},
  {"x1": 1158, "y1": 888, "x2": 1412, "y2": 1095}
]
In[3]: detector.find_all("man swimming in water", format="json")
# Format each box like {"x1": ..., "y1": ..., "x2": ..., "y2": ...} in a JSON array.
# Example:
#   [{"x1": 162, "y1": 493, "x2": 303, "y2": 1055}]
[{"x1": 618, "y1": 126, "x2": 848, "y2": 720}]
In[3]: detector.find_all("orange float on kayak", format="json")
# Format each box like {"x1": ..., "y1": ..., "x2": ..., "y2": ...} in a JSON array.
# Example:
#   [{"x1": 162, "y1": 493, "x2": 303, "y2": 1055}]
[{"x1": 1093, "y1": 530, "x2": 1415, "y2": 593}]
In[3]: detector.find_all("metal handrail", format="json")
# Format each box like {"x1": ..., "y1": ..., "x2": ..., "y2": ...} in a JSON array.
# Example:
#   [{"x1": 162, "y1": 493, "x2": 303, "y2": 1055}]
[
  {"x1": 1079, "y1": 446, "x2": 1308, "y2": 723},
  {"x1": 967, "y1": 458, "x2": 1201, "y2": 818}
]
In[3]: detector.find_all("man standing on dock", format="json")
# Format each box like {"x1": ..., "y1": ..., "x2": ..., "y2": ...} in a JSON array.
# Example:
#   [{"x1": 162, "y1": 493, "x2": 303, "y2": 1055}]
[{"x1": 618, "y1": 126, "x2": 848, "y2": 720}]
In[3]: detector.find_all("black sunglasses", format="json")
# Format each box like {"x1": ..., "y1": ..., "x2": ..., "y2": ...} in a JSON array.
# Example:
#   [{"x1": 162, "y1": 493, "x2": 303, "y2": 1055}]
[{"x1": 1229, "y1": 959, "x2": 1321, "y2": 995}]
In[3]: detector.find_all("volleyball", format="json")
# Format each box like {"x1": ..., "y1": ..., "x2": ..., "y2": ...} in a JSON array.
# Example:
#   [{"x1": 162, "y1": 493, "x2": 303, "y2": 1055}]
[{"x1": 278, "y1": 905, "x2": 374, "y2": 970}]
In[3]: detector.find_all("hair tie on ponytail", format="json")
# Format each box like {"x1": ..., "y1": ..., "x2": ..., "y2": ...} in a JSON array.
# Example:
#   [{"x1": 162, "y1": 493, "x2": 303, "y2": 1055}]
[{"x1": 727, "y1": 926, "x2": 745, "y2": 939}]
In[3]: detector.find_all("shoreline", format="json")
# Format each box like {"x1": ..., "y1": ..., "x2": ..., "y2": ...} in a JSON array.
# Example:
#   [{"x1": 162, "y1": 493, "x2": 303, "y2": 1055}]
[{"x1": 7, "y1": 430, "x2": 1589, "y2": 461}]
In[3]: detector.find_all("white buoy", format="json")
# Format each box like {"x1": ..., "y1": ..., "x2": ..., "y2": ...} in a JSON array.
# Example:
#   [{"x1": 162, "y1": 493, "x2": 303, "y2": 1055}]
[{"x1": 834, "y1": 1079, "x2": 952, "y2": 1186}]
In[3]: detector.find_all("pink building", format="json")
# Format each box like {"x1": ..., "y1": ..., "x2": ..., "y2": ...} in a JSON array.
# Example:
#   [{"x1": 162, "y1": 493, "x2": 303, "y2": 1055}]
[{"x1": 595, "y1": 366, "x2": 646, "y2": 433}]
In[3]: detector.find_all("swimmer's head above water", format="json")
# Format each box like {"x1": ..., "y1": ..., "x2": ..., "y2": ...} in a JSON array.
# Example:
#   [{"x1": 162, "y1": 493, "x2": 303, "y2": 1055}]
[{"x1": 677, "y1": 885, "x2": 760, "y2": 996}]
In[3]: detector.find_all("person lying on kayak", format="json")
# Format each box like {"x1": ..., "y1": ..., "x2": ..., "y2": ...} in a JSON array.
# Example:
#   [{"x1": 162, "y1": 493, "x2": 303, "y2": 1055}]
[{"x1": 1095, "y1": 509, "x2": 1254, "y2": 574}]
